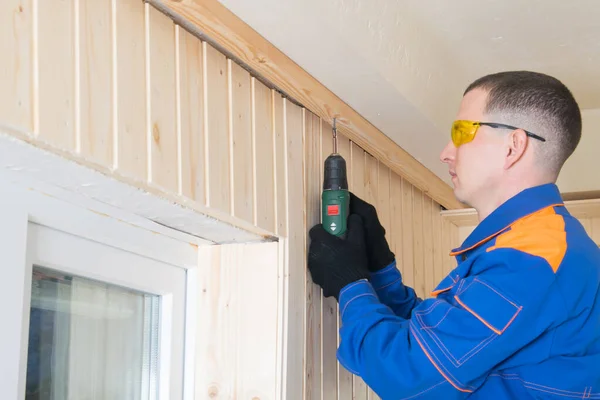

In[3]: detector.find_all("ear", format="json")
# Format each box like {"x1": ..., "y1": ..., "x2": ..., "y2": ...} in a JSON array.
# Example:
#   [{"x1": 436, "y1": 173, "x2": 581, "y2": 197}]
[{"x1": 504, "y1": 129, "x2": 528, "y2": 169}]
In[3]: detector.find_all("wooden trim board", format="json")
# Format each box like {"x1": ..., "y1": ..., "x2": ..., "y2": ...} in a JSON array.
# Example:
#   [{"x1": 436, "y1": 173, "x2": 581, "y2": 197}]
[
  {"x1": 0, "y1": 126, "x2": 275, "y2": 244},
  {"x1": 146, "y1": 0, "x2": 464, "y2": 210},
  {"x1": 442, "y1": 198, "x2": 600, "y2": 227}
]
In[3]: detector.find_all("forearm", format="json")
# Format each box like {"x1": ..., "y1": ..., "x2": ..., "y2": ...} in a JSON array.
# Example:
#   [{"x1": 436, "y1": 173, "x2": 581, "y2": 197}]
[
  {"x1": 336, "y1": 280, "x2": 463, "y2": 399},
  {"x1": 369, "y1": 261, "x2": 422, "y2": 319}
]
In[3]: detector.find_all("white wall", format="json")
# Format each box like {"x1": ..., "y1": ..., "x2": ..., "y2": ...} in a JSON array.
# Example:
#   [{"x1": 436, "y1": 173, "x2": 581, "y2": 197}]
[{"x1": 557, "y1": 109, "x2": 600, "y2": 193}]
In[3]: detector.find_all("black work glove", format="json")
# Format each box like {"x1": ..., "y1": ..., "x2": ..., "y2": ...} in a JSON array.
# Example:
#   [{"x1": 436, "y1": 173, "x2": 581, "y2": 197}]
[
  {"x1": 308, "y1": 214, "x2": 370, "y2": 300},
  {"x1": 349, "y1": 192, "x2": 395, "y2": 272}
]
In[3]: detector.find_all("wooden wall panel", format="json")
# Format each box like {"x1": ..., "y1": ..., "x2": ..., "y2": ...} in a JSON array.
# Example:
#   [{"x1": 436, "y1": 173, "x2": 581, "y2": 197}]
[
  {"x1": 412, "y1": 188, "x2": 425, "y2": 297},
  {"x1": 116, "y1": 0, "x2": 147, "y2": 179},
  {"x1": 304, "y1": 111, "x2": 322, "y2": 400},
  {"x1": 79, "y1": 0, "x2": 113, "y2": 165},
  {"x1": 204, "y1": 45, "x2": 231, "y2": 213},
  {"x1": 0, "y1": 0, "x2": 33, "y2": 134},
  {"x1": 390, "y1": 173, "x2": 404, "y2": 278},
  {"x1": 196, "y1": 242, "x2": 280, "y2": 399},
  {"x1": 401, "y1": 179, "x2": 415, "y2": 292},
  {"x1": 284, "y1": 100, "x2": 306, "y2": 400},
  {"x1": 230, "y1": 62, "x2": 253, "y2": 221},
  {"x1": 177, "y1": 27, "x2": 205, "y2": 201},
  {"x1": 253, "y1": 79, "x2": 276, "y2": 232},
  {"x1": 38, "y1": 0, "x2": 75, "y2": 149},
  {"x1": 148, "y1": 6, "x2": 178, "y2": 192},
  {"x1": 423, "y1": 196, "x2": 435, "y2": 297}
]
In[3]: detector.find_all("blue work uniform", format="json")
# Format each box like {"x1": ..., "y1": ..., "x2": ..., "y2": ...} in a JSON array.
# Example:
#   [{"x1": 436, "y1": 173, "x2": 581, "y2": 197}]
[{"x1": 337, "y1": 183, "x2": 600, "y2": 399}]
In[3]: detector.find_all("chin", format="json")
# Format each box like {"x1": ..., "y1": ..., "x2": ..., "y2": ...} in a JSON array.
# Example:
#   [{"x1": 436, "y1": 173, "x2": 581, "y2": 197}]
[{"x1": 453, "y1": 188, "x2": 471, "y2": 207}]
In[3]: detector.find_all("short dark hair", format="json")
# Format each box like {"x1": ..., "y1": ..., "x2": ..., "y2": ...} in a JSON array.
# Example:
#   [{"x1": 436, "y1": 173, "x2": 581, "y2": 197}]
[{"x1": 464, "y1": 70, "x2": 582, "y2": 175}]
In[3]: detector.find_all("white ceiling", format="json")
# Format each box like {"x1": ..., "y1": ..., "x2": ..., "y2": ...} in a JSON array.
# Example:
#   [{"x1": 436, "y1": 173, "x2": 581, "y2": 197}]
[{"x1": 218, "y1": 0, "x2": 600, "y2": 194}]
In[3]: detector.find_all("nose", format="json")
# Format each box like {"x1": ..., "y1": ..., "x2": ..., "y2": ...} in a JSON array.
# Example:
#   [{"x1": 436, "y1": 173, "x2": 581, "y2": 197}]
[{"x1": 440, "y1": 140, "x2": 456, "y2": 164}]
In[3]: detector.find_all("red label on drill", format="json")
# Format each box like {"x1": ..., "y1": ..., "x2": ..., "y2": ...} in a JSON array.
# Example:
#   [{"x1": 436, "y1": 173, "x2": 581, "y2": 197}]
[{"x1": 327, "y1": 205, "x2": 339, "y2": 216}]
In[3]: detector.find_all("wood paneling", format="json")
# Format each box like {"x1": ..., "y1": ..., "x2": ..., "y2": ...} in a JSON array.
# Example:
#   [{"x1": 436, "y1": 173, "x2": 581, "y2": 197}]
[
  {"x1": 205, "y1": 44, "x2": 230, "y2": 213},
  {"x1": 253, "y1": 79, "x2": 276, "y2": 232},
  {"x1": 147, "y1": 0, "x2": 464, "y2": 211},
  {"x1": 148, "y1": 6, "x2": 178, "y2": 192},
  {"x1": 38, "y1": 0, "x2": 75, "y2": 149},
  {"x1": 178, "y1": 26, "x2": 205, "y2": 201},
  {"x1": 230, "y1": 62, "x2": 253, "y2": 221},
  {"x1": 116, "y1": 0, "x2": 147, "y2": 179},
  {"x1": 196, "y1": 242, "x2": 280, "y2": 398},
  {"x1": 0, "y1": 0, "x2": 33, "y2": 134},
  {"x1": 304, "y1": 111, "x2": 321, "y2": 400},
  {"x1": 0, "y1": 3, "x2": 465, "y2": 398},
  {"x1": 79, "y1": 0, "x2": 113, "y2": 165},
  {"x1": 284, "y1": 100, "x2": 306, "y2": 400}
]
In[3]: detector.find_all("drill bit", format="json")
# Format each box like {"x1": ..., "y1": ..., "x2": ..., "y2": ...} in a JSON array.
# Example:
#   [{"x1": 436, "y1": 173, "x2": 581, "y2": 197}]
[{"x1": 333, "y1": 118, "x2": 338, "y2": 154}]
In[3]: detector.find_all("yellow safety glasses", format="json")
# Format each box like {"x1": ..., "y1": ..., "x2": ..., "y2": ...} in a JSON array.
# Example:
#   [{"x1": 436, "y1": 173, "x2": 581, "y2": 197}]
[{"x1": 451, "y1": 120, "x2": 546, "y2": 147}]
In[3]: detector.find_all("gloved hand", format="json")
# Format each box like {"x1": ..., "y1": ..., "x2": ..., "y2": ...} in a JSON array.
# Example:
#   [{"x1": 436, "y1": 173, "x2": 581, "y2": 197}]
[
  {"x1": 349, "y1": 192, "x2": 395, "y2": 272},
  {"x1": 308, "y1": 214, "x2": 370, "y2": 300}
]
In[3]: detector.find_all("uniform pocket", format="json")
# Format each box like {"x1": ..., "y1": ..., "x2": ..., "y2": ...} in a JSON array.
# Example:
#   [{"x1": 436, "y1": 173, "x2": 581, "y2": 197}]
[
  {"x1": 455, "y1": 278, "x2": 522, "y2": 335},
  {"x1": 414, "y1": 278, "x2": 523, "y2": 368}
]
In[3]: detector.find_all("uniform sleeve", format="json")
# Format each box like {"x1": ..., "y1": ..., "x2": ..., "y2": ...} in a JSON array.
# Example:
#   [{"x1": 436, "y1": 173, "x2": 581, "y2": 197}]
[
  {"x1": 369, "y1": 260, "x2": 422, "y2": 319},
  {"x1": 336, "y1": 249, "x2": 565, "y2": 399}
]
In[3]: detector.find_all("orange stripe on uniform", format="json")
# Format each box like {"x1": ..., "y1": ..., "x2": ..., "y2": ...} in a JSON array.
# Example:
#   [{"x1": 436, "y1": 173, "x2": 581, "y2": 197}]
[{"x1": 487, "y1": 206, "x2": 567, "y2": 272}]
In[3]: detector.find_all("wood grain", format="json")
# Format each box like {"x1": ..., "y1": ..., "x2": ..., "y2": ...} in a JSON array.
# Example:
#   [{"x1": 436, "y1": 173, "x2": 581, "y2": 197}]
[
  {"x1": 177, "y1": 27, "x2": 205, "y2": 202},
  {"x1": 401, "y1": 180, "x2": 415, "y2": 289},
  {"x1": 79, "y1": 0, "x2": 113, "y2": 165},
  {"x1": 432, "y1": 204, "x2": 445, "y2": 293},
  {"x1": 423, "y1": 196, "x2": 435, "y2": 296},
  {"x1": 253, "y1": 79, "x2": 276, "y2": 232},
  {"x1": 274, "y1": 92, "x2": 287, "y2": 236},
  {"x1": 305, "y1": 111, "x2": 321, "y2": 400},
  {"x1": 0, "y1": 0, "x2": 33, "y2": 133},
  {"x1": 390, "y1": 173, "x2": 403, "y2": 272},
  {"x1": 285, "y1": 100, "x2": 306, "y2": 400},
  {"x1": 412, "y1": 188, "x2": 425, "y2": 298},
  {"x1": 230, "y1": 62, "x2": 253, "y2": 221},
  {"x1": 116, "y1": 0, "x2": 147, "y2": 180},
  {"x1": 148, "y1": 6, "x2": 178, "y2": 192},
  {"x1": 205, "y1": 43, "x2": 230, "y2": 213},
  {"x1": 38, "y1": 0, "x2": 75, "y2": 149}
]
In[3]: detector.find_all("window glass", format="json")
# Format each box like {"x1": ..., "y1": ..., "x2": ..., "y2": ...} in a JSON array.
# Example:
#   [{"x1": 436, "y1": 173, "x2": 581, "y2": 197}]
[{"x1": 26, "y1": 266, "x2": 160, "y2": 400}]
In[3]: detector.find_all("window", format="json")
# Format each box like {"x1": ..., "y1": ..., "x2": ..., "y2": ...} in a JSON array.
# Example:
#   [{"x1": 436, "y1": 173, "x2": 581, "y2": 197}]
[{"x1": 1, "y1": 181, "x2": 197, "y2": 399}]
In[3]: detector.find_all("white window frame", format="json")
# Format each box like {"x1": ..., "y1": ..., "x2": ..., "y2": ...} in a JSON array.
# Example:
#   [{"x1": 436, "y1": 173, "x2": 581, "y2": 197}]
[{"x1": 0, "y1": 178, "x2": 199, "y2": 400}]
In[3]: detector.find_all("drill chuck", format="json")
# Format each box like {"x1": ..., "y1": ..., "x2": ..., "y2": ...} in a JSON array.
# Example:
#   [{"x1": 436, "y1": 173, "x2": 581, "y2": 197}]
[{"x1": 323, "y1": 154, "x2": 348, "y2": 191}]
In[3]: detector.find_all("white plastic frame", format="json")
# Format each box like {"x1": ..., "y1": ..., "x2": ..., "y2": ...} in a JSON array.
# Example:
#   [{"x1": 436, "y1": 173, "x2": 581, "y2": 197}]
[{"x1": 0, "y1": 177, "x2": 198, "y2": 400}]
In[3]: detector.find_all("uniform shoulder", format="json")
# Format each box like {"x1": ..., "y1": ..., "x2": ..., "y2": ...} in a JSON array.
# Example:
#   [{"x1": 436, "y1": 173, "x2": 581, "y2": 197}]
[{"x1": 487, "y1": 206, "x2": 567, "y2": 273}]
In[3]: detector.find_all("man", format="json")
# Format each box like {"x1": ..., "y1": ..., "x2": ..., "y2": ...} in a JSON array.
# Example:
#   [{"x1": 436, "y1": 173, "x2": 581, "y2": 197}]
[{"x1": 307, "y1": 71, "x2": 600, "y2": 399}]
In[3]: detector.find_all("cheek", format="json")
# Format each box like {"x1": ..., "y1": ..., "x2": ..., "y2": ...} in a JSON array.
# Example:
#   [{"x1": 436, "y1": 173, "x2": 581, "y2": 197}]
[{"x1": 456, "y1": 148, "x2": 498, "y2": 184}]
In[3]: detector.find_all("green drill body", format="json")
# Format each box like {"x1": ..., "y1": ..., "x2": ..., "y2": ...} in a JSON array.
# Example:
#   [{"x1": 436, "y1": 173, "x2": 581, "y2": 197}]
[
  {"x1": 322, "y1": 119, "x2": 349, "y2": 237},
  {"x1": 322, "y1": 185, "x2": 349, "y2": 237}
]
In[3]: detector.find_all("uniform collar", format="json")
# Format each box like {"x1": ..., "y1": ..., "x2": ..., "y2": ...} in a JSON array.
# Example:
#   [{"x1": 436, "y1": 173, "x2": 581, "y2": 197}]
[{"x1": 451, "y1": 183, "x2": 564, "y2": 256}]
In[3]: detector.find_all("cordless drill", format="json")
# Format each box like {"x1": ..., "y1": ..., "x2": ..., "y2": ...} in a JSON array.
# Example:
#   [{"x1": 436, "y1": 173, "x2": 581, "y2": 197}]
[{"x1": 322, "y1": 118, "x2": 349, "y2": 237}]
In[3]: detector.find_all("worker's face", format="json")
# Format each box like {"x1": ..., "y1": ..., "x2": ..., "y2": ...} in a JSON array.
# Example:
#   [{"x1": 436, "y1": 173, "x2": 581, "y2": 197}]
[{"x1": 440, "y1": 89, "x2": 507, "y2": 208}]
